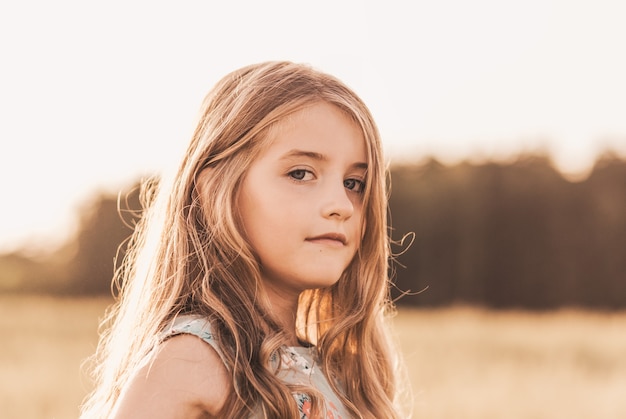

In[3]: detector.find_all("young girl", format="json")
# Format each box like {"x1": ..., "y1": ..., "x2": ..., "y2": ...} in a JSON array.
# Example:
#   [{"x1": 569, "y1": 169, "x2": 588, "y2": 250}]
[{"x1": 81, "y1": 61, "x2": 406, "y2": 418}]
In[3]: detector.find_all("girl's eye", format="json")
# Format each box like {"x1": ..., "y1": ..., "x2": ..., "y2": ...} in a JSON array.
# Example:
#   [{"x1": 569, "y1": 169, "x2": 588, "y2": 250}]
[
  {"x1": 288, "y1": 169, "x2": 313, "y2": 181},
  {"x1": 344, "y1": 178, "x2": 365, "y2": 193}
]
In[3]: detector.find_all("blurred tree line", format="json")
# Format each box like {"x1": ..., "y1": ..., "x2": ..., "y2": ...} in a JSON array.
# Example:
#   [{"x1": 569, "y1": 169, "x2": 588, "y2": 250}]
[{"x1": 1, "y1": 153, "x2": 624, "y2": 309}]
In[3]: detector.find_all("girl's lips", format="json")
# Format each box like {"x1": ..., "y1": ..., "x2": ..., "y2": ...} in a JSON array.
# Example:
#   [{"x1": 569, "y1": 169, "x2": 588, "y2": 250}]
[{"x1": 306, "y1": 233, "x2": 347, "y2": 246}]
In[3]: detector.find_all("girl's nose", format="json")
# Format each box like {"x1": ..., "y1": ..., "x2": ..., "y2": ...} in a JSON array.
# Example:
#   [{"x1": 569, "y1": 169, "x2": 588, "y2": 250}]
[{"x1": 321, "y1": 181, "x2": 355, "y2": 220}]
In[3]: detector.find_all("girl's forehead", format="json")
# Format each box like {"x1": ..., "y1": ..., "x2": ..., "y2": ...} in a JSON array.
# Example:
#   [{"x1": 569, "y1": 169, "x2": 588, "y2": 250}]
[
  {"x1": 261, "y1": 103, "x2": 367, "y2": 157},
  {"x1": 279, "y1": 101, "x2": 358, "y2": 128},
  {"x1": 269, "y1": 102, "x2": 364, "y2": 141}
]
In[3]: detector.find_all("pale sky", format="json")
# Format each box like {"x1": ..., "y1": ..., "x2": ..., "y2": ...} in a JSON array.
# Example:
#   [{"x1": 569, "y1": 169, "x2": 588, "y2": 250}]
[{"x1": 1, "y1": 0, "x2": 626, "y2": 254}]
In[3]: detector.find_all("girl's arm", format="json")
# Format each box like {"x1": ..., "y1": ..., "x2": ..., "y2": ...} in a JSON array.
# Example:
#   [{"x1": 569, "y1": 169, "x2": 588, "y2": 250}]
[{"x1": 111, "y1": 334, "x2": 231, "y2": 419}]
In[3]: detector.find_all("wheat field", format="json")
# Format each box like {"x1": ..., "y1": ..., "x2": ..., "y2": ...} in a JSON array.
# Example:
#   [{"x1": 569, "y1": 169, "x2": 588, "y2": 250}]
[{"x1": 1, "y1": 296, "x2": 625, "y2": 419}]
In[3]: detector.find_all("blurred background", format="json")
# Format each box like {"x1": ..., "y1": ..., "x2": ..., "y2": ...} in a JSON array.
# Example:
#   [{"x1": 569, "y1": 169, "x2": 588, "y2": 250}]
[{"x1": 1, "y1": 1, "x2": 625, "y2": 418}]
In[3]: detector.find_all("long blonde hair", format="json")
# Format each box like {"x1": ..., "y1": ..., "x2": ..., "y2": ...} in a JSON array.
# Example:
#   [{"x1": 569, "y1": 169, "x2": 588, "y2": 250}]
[{"x1": 81, "y1": 61, "x2": 404, "y2": 418}]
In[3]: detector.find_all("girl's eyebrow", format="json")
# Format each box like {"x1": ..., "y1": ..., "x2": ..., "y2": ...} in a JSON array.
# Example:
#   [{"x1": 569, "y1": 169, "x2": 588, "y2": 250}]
[
  {"x1": 280, "y1": 149, "x2": 368, "y2": 170},
  {"x1": 281, "y1": 149, "x2": 326, "y2": 162}
]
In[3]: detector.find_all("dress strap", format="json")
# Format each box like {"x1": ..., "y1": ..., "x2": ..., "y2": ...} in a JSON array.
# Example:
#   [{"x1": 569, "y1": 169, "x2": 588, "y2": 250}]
[{"x1": 161, "y1": 314, "x2": 228, "y2": 367}]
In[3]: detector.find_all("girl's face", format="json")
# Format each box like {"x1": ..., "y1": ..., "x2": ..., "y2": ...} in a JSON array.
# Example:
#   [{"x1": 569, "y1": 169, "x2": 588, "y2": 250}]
[{"x1": 238, "y1": 102, "x2": 367, "y2": 295}]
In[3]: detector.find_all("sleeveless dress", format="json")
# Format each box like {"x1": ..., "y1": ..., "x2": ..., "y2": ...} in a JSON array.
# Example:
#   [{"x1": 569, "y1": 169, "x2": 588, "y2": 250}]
[{"x1": 161, "y1": 314, "x2": 350, "y2": 419}]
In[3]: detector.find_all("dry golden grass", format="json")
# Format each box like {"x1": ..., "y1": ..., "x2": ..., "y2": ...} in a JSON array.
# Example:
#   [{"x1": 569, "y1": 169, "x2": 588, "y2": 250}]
[
  {"x1": 2, "y1": 296, "x2": 626, "y2": 418},
  {"x1": 394, "y1": 306, "x2": 626, "y2": 419},
  {"x1": 0, "y1": 295, "x2": 111, "y2": 419}
]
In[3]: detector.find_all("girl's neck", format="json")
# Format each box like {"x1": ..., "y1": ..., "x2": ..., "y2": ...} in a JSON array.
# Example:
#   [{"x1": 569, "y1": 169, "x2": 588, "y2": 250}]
[{"x1": 260, "y1": 282, "x2": 301, "y2": 346}]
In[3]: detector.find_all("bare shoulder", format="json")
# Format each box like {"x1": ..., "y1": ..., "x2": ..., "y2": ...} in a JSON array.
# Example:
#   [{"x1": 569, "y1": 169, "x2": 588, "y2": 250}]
[{"x1": 111, "y1": 334, "x2": 231, "y2": 419}]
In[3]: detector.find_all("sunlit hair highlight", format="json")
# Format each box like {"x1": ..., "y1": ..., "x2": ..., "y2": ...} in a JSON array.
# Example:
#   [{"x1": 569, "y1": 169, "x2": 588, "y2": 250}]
[{"x1": 81, "y1": 61, "x2": 406, "y2": 418}]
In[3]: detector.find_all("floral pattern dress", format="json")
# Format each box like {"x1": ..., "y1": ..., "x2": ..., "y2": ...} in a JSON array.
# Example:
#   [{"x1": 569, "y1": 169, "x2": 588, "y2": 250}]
[{"x1": 163, "y1": 315, "x2": 348, "y2": 419}]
